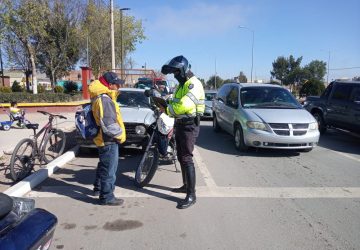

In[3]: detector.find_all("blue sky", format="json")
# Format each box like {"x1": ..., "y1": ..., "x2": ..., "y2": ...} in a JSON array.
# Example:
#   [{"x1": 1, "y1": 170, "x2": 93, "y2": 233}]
[{"x1": 116, "y1": 0, "x2": 360, "y2": 82}]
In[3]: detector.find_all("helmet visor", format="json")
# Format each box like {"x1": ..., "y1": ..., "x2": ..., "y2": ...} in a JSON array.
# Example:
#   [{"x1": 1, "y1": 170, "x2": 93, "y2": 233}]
[{"x1": 161, "y1": 64, "x2": 177, "y2": 75}]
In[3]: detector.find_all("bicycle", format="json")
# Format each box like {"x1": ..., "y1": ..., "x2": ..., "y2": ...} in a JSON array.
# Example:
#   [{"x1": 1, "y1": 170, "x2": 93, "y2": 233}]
[{"x1": 9, "y1": 111, "x2": 67, "y2": 182}]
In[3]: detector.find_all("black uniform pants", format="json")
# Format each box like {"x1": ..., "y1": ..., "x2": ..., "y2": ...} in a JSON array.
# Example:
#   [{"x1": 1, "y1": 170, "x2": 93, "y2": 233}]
[{"x1": 175, "y1": 122, "x2": 200, "y2": 166}]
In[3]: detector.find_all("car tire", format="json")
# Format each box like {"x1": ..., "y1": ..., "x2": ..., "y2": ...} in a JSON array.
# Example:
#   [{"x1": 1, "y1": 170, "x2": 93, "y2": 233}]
[
  {"x1": 312, "y1": 112, "x2": 327, "y2": 134},
  {"x1": 213, "y1": 114, "x2": 221, "y2": 133},
  {"x1": 234, "y1": 124, "x2": 248, "y2": 152}
]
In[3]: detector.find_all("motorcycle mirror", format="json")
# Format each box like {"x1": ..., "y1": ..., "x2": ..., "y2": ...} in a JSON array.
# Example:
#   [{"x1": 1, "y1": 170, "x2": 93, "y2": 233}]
[{"x1": 144, "y1": 89, "x2": 151, "y2": 97}]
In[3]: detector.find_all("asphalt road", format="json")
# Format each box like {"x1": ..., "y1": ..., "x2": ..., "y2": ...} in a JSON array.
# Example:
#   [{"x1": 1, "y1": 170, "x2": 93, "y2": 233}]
[{"x1": 25, "y1": 121, "x2": 360, "y2": 250}]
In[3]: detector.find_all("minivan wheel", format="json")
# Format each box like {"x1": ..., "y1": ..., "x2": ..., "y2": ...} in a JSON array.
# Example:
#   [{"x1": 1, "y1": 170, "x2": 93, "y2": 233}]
[
  {"x1": 234, "y1": 125, "x2": 248, "y2": 152},
  {"x1": 213, "y1": 114, "x2": 221, "y2": 133},
  {"x1": 312, "y1": 112, "x2": 327, "y2": 134}
]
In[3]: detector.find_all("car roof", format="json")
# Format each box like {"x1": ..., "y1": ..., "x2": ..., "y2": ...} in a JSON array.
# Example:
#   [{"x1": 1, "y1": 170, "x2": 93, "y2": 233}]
[
  {"x1": 223, "y1": 82, "x2": 283, "y2": 88},
  {"x1": 118, "y1": 88, "x2": 145, "y2": 92},
  {"x1": 332, "y1": 80, "x2": 360, "y2": 85}
]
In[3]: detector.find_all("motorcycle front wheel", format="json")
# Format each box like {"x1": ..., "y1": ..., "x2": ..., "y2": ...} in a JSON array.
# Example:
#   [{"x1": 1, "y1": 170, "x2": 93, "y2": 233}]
[{"x1": 135, "y1": 146, "x2": 159, "y2": 188}]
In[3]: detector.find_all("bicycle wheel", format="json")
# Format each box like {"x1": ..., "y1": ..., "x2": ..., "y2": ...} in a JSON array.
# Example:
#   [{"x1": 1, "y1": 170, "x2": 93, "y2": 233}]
[
  {"x1": 135, "y1": 146, "x2": 159, "y2": 188},
  {"x1": 42, "y1": 129, "x2": 66, "y2": 163},
  {"x1": 10, "y1": 138, "x2": 35, "y2": 182}
]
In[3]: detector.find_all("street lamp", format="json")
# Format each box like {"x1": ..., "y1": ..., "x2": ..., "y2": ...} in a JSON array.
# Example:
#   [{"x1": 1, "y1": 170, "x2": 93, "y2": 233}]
[
  {"x1": 238, "y1": 26, "x2": 254, "y2": 83},
  {"x1": 120, "y1": 8, "x2": 130, "y2": 79}
]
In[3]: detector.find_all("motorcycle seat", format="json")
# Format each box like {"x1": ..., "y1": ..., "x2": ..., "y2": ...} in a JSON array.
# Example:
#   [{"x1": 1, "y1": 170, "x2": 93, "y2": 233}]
[{"x1": 0, "y1": 193, "x2": 13, "y2": 220}]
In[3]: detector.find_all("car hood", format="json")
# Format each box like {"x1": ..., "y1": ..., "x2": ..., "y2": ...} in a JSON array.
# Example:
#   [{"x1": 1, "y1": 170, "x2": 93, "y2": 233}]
[
  {"x1": 120, "y1": 107, "x2": 155, "y2": 125},
  {"x1": 248, "y1": 109, "x2": 316, "y2": 123}
]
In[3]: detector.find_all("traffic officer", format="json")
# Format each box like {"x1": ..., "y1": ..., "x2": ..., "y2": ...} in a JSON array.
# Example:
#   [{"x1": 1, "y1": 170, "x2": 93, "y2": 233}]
[{"x1": 161, "y1": 55, "x2": 205, "y2": 209}]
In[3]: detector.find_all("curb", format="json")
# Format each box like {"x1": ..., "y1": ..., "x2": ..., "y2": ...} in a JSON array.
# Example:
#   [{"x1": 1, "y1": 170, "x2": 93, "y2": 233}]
[{"x1": 4, "y1": 145, "x2": 79, "y2": 197}]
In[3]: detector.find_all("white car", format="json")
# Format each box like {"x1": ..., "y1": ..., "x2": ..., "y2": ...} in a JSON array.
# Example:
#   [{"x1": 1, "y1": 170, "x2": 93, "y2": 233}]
[
  {"x1": 212, "y1": 83, "x2": 320, "y2": 152},
  {"x1": 76, "y1": 88, "x2": 155, "y2": 151}
]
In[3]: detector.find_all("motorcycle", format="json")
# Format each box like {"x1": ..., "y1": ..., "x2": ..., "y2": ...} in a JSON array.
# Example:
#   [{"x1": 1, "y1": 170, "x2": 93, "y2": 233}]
[
  {"x1": 134, "y1": 89, "x2": 178, "y2": 188},
  {"x1": 0, "y1": 193, "x2": 57, "y2": 250}
]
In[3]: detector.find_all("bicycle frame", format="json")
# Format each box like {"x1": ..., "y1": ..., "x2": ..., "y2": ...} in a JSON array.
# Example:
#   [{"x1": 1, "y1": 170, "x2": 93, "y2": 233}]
[{"x1": 29, "y1": 117, "x2": 55, "y2": 160}]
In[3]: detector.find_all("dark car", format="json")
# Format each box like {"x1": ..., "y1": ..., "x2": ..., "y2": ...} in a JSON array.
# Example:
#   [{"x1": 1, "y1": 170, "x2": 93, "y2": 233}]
[{"x1": 304, "y1": 81, "x2": 360, "y2": 134}]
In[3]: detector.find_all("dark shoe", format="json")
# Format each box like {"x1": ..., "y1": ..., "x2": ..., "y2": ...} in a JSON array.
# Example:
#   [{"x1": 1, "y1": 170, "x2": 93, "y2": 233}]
[
  {"x1": 99, "y1": 198, "x2": 124, "y2": 206},
  {"x1": 93, "y1": 190, "x2": 100, "y2": 197},
  {"x1": 171, "y1": 185, "x2": 186, "y2": 193},
  {"x1": 176, "y1": 194, "x2": 196, "y2": 209}
]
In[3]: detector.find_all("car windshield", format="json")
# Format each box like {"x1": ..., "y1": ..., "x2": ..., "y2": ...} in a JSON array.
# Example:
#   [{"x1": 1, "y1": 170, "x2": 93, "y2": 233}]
[
  {"x1": 205, "y1": 92, "x2": 216, "y2": 101},
  {"x1": 117, "y1": 91, "x2": 150, "y2": 108},
  {"x1": 240, "y1": 87, "x2": 301, "y2": 109}
]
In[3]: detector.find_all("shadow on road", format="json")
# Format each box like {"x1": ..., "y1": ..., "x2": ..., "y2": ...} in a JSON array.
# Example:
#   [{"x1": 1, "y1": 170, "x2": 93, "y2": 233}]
[
  {"x1": 196, "y1": 122, "x2": 301, "y2": 158},
  {"x1": 36, "y1": 147, "x2": 180, "y2": 204},
  {"x1": 317, "y1": 129, "x2": 360, "y2": 155}
]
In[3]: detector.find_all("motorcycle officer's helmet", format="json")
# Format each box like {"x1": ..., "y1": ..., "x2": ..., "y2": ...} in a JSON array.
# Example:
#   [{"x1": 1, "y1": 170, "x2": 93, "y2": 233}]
[{"x1": 161, "y1": 55, "x2": 189, "y2": 79}]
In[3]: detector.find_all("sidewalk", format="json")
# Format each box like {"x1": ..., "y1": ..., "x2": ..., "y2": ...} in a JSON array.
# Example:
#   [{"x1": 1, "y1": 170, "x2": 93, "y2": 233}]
[{"x1": 0, "y1": 111, "x2": 77, "y2": 192}]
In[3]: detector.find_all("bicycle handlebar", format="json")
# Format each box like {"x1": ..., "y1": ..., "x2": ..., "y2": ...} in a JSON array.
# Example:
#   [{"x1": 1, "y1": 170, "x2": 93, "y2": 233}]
[{"x1": 37, "y1": 110, "x2": 67, "y2": 119}]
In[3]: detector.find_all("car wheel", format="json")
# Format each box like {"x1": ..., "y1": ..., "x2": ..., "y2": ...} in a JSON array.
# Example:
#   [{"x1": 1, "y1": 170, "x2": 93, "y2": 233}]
[
  {"x1": 312, "y1": 112, "x2": 327, "y2": 134},
  {"x1": 213, "y1": 114, "x2": 221, "y2": 132},
  {"x1": 234, "y1": 124, "x2": 248, "y2": 151}
]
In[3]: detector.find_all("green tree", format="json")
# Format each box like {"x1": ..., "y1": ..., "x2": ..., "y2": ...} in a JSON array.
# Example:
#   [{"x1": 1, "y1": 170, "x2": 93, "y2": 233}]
[
  {"x1": 206, "y1": 75, "x2": 223, "y2": 89},
  {"x1": 270, "y1": 56, "x2": 288, "y2": 85},
  {"x1": 11, "y1": 81, "x2": 24, "y2": 92},
  {"x1": 238, "y1": 71, "x2": 247, "y2": 83},
  {"x1": 0, "y1": 0, "x2": 49, "y2": 94},
  {"x1": 299, "y1": 79, "x2": 325, "y2": 96},
  {"x1": 81, "y1": 0, "x2": 146, "y2": 77},
  {"x1": 303, "y1": 60, "x2": 327, "y2": 81},
  {"x1": 224, "y1": 79, "x2": 235, "y2": 84},
  {"x1": 271, "y1": 55, "x2": 303, "y2": 86},
  {"x1": 36, "y1": 0, "x2": 82, "y2": 89}
]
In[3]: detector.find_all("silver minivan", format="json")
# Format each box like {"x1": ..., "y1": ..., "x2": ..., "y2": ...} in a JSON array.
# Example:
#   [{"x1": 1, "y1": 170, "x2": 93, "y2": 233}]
[{"x1": 212, "y1": 83, "x2": 319, "y2": 152}]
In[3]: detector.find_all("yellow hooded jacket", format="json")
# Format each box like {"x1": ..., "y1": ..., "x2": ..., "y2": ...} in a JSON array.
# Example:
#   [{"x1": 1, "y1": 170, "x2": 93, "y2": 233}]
[{"x1": 88, "y1": 80, "x2": 126, "y2": 147}]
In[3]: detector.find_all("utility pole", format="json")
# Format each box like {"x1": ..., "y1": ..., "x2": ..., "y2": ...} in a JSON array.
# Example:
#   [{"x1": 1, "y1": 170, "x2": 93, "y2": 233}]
[
  {"x1": 120, "y1": 8, "x2": 130, "y2": 79},
  {"x1": 214, "y1": 57, "x2": 217, "y2": 90},
  {"x1": 0, "y1": 43, "x2": 4, "y2": 87},
  {"x1": 327, "y1": 50, "x2": 330, "y2": 84},
  {"x1": 110, "y1": 0, "x2": 115, "y2": 72}
]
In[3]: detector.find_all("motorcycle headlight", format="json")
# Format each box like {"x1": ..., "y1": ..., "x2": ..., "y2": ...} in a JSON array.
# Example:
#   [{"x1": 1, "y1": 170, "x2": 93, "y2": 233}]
[
  {"x1": 135, "y1": 125, "x2": 146, "y2": 135},
  {"x1": 308, "y1": 122, "x2": 318, "y2": 130},
  {"x1": 246, "y1": 121, "x2": 267, "y2": 131}
]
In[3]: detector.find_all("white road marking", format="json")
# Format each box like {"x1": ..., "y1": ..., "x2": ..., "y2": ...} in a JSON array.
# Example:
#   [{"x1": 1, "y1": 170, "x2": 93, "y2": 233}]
[
  {"x1": 27, "y1": 186, "x2": 360, "y2": 198},
  {"x1": 193, "y1": 147, "x2": 218, "y2": 194},
  {"x1": 332, "y1": 151, "x2": 360, "y2": 163}
]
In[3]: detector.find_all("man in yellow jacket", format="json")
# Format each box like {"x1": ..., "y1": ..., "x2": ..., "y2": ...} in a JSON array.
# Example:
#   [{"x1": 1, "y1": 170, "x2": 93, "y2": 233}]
[
  {"x1": 161, "y1": 55, "x2": 205, "y2": 209},
  {"x1": 89, "y1": 72, "x2": 126, "y2": 206}
]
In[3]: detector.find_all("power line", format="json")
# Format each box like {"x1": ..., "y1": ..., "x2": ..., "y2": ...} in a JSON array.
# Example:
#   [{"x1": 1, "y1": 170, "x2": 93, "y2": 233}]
[{"x1": 330, "y1": 67, "x2": 360, "y2": 70}]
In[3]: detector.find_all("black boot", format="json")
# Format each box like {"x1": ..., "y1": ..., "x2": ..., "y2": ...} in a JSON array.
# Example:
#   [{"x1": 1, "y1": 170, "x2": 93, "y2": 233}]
[
  {"x1": 171, "y1": 163, "x2": 186, "y2": 193},
  {"x1": 177, "y1": 165, "x2": 196, "y2": 209}
]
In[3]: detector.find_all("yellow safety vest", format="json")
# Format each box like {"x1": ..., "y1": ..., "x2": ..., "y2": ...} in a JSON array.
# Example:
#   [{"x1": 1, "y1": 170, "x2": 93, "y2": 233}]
[{"x1": 167, "y1": 76, "x2": 205, "y2": 118}]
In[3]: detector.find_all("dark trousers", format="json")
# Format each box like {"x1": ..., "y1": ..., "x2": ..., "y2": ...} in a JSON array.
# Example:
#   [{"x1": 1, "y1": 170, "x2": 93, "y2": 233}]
[
  {"x1": 94, "y1": 143, "x2": 119, "y2": 202},
  {"x1": 175, "y1": 123, "x2": 199, "y2": 166}
]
